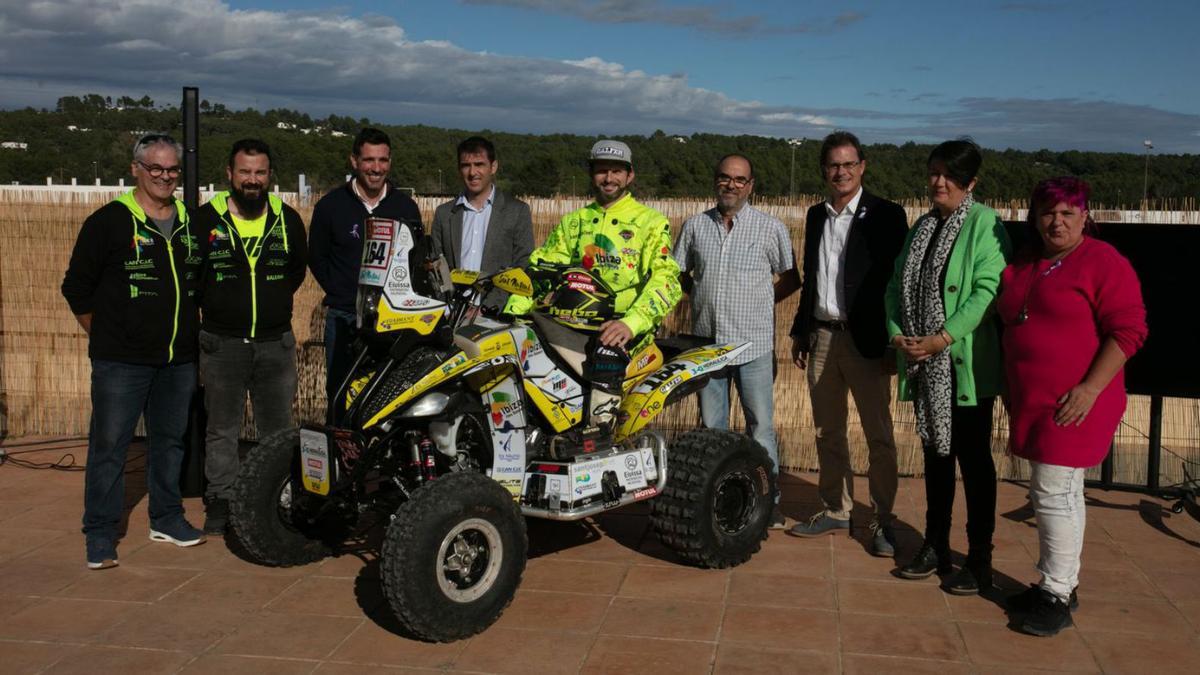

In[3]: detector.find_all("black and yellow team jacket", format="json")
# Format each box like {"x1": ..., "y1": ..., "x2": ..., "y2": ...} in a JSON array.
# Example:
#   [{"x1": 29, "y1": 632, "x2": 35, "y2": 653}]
[
  {"x1": 192, "y1": 192, "x2": 308, "y2": 340},
  {"x1": 62, "y1": 190, "x2": 203, "y2": 365}
]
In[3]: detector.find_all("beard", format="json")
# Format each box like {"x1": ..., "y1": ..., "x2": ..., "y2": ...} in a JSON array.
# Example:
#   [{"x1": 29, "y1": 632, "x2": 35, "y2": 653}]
[{"x1": 231, "y1": 183, "x2": 268, "y2": 216}]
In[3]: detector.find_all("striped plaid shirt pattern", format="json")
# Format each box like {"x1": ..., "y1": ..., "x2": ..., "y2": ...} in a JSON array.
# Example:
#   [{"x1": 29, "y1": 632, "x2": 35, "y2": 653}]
[{"x1": 674, "y1": 204, "x2": 794, "y2": 365}]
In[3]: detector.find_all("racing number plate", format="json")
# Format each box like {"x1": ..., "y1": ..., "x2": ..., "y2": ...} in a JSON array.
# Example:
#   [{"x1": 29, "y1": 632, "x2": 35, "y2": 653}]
[
  {"x1": 358, "y1": 218, "x2": 396, "y2": 287},
  {"x1": 299, "y1": 428, "x2": 331, "y2": 496}
]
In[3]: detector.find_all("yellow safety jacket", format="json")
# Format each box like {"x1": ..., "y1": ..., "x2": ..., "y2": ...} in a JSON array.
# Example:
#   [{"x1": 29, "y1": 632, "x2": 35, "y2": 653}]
[{"x1": 506, "y1": 193, "x2": 681, "y2": 336}]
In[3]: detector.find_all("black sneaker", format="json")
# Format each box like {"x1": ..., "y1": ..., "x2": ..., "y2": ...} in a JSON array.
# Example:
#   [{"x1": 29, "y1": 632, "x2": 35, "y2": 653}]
[
  {"x1": 1019, "y1": 588, "x2": 1074, "y2": 637},
  {"x1": 768, "y1": 506, "x2": 787, "y2": 530},
  {"x1": 203, "y1": 498, "x2": 230, "y2": 535},
  {"x1": 1008, "y1": 583, "x2": 1079, "y2": 613},
  {"x1": 944, "y1": 563, "x2": 992, "y2": 595},
  {"x1": 86, "y1": 537, "x2": 119, "y2": 570},
  {"x1": 898, "y1": 543, "x2": 952, "y2": 579},
  {"x1": 149, "y1": 518, "x2": 206, "y2": 547}
]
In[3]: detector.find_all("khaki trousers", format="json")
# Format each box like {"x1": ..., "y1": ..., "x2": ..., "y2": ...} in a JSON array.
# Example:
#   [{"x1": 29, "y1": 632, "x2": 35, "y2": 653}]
[{"x1": 806, "y1": 327, "x2": 898, "y2": 522}]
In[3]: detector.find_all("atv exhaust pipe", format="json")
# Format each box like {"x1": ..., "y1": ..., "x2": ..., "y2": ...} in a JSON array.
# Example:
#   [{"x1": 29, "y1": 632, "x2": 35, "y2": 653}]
[{"x1": 520, "y1": 431, "x2": 668, "y2": 521}]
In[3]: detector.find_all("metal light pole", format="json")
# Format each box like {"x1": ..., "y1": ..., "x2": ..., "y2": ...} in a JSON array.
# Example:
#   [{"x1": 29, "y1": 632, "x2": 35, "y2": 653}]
[
  {"x1": 1142, "y1": 140, "x2": 1153, "y2": 208},
  {"x1": 787, "y1": 138, "x2": 803, "y2": 201}
]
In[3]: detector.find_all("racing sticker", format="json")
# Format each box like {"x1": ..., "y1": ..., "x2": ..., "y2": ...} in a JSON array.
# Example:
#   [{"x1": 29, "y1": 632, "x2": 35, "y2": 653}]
[
  {"x1": 381, "y1": 223, "x2": 414, "y2": 302},
  {"x1": 359, "y1": 219, "x2": 395, "y2": 286},
  {"x1": 641, "y1": 446, "x2": 659, "y2": 481},
  {"x1": 620, "y1": 451, "x2": 648, "y2": 490},
  {"x1": 571, "y1": 458, "x2": 606, "y2": 499},
  {"x1": 485, "y1": 376, "x2": 527, "y2": 497},
  {"x1": 299, "y1": 428, "x2": 331, "y2": 495}
]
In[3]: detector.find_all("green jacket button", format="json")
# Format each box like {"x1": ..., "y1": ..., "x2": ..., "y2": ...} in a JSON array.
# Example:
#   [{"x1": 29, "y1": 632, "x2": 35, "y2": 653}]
[
  {"x1": 948, "y1": 285, "x2": 958, "y2": 292},
  {"x1": 959, "y1": 395, "x2": 968, "y2": 401},
  {"x1": 955, "y1": 357, "x2": 963, "y2": 364}
]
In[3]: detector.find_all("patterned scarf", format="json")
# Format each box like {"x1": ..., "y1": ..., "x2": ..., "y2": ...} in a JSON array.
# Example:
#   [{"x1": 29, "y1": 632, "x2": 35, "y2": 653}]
[{"x1": 899, "y1": 192, "x2": 974, "y2": 456}]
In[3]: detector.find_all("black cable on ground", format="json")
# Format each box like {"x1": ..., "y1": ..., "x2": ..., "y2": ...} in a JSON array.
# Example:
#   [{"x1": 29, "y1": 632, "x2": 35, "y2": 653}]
[
  {"x1": 0, "y1": 451, "x2": 84, "y2": 471},
  {"x1": 0, "y1": 436, "x2": 88, "y2": 449}
]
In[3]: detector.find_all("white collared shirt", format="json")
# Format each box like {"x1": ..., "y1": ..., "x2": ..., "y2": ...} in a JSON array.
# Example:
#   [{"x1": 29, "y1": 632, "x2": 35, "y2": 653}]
[
  {"x1": 457, "y1": 185, "x2": 495, "y2": 271},
  {"x1": 351, "y1": 180, "x2": 388, "y2": 215},
  {"x1": 814, "y1": 186, "x2": 863, "y2": 321}
]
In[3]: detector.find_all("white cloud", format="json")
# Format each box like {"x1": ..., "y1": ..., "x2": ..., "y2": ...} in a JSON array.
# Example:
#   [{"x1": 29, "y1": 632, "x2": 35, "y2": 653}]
[{"x1": 0, "y1": 0, "x2": 1197, "y2": 152}]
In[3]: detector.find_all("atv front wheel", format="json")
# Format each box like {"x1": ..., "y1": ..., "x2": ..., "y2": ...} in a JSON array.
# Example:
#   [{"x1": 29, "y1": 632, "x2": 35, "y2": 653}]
[
  {"x1": 650, "y1": 429, "x2": 776, "y2": 568},
  {"x1": 381, "y1": 471, "x2": 527, "y2": 642},
  {"x1": 228, "y1": 428, "x2": 337, "y2": 566}
]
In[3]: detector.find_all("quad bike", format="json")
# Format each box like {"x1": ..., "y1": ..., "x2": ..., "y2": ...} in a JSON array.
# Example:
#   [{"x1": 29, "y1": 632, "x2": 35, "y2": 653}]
[{"x1": 228, "y1": 216, "x2": 777, "y2": 641}]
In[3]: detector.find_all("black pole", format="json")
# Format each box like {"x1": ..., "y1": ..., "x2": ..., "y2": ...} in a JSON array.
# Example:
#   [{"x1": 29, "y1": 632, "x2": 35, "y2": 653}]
[
  {"x1": 1100, "y1": 440, "x2": 1114, "y2": 486},
  {"x1": 182, "y1": 87, "x2": 200, "y2": 209},
  {"x1": 179, "y1": 86, "x2": 206, "y2": 498},
  {"x1": 1147, "y1": 394, "x2": 1163, "y2": 491}
]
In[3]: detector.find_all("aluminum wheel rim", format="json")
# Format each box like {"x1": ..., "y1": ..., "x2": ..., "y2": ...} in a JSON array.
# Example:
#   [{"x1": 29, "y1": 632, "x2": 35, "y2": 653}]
[
  {"x1": 436, "y1": 517, "x2": 503, "y2": 603},
  {"x1": 713, "y1": 471, "x2": 758, "y2": 535}
]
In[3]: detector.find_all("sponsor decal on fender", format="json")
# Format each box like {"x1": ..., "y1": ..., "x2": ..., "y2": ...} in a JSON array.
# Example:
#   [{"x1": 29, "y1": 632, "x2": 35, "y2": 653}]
[{"x1": 632, "y1": 487, "x2": 657, "y2": 499}]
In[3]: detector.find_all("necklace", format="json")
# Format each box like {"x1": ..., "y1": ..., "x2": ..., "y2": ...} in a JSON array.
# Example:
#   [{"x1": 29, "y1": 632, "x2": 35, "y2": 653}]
[{"x1": 1016, "y1": 258, "x2": 1064, "y2": 324}]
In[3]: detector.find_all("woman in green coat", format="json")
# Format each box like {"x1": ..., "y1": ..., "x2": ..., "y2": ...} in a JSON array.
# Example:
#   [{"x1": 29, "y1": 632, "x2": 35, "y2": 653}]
[{"x1": 885, "y1": 139, "x2": 1011, "y2": 594}]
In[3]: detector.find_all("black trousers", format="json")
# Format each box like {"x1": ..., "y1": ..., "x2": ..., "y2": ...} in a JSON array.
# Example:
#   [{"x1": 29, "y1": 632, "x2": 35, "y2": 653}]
[{"x1": 922, "y1": 397, "x2": 997, "y2": 561}]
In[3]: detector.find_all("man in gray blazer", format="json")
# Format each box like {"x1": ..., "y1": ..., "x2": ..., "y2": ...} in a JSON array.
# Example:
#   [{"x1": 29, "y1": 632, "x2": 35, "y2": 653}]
[{"x1": 431, "y1": 136, "x2": 534, "y2": 309}]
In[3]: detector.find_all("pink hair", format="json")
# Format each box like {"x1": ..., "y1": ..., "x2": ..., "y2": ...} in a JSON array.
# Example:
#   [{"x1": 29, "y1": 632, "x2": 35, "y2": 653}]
[{"x1": 1024, "y1": 176, "x2": 1096, "y2": 256}]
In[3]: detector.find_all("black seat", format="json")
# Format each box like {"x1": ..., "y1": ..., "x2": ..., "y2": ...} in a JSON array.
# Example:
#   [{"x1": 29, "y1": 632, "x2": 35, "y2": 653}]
[{"x1": 655, "y1": 334, "x2": 713, "y2": 362}]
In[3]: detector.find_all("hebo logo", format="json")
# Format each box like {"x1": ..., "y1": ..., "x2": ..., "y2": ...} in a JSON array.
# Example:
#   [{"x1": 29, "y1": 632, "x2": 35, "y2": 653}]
[{"x1": 266, "y1": 274, "x2": 285, "y2": 281}]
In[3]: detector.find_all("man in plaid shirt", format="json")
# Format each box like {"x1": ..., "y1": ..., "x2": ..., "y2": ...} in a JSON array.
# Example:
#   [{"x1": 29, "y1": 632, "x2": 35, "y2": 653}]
[{"x1": 675, "y1": 154, "x2": 800, "y2": 528}]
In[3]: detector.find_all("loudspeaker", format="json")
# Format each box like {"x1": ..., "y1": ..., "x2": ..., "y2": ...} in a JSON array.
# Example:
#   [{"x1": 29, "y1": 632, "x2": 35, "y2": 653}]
[{"x1": 1003, "y1": 220, "x2": 1198, "y2": 398}]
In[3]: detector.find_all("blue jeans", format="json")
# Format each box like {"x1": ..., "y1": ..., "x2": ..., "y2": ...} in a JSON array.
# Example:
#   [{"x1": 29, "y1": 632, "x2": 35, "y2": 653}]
[
  {"x1": 83, "y1": 359, "x2": 197, "y2": 541},
  {"x1": 698, "y1": 351, "x2": 779, "y2": 478},
  {"x1": 324, "y1": 307, "x2": 358, "y2": 424}
]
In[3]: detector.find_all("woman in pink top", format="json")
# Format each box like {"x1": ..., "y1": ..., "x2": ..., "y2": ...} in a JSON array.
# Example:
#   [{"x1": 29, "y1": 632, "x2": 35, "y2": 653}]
[{"x1": 996, "y1": 177, "x2": 1147, "y2": 637}]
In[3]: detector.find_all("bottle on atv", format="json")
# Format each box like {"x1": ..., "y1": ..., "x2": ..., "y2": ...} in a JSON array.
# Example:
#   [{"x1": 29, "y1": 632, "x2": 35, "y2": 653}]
[{"x1": 227, "y1": 215, "x2": 777, "y2": 642}]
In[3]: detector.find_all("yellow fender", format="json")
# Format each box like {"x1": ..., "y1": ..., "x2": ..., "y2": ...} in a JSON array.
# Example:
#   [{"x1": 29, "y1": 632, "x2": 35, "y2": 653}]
[
  {"x1": 616, "y1": 343, "x2": 750, "y2": 440},
  {"x1": 362, "y1": 326, "x2": 525, "y2": 430}
]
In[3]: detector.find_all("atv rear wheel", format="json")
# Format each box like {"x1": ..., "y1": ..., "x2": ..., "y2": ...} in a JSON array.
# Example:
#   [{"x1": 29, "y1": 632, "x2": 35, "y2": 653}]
[
  {"x1": 650, "y1": 429, "x2": 776, "y2": 568},
  {"x1": 381, "y1": 471, "x2": 527, "y2": 642},
  {"x1": 228, "y1": 428, "x2": 336, "y2": 566}
]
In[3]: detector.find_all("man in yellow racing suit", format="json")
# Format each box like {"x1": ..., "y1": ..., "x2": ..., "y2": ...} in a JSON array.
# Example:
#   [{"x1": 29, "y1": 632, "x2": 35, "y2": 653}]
[{"x1": 506, "y1": 139, "x2": 682, "y2": 445}]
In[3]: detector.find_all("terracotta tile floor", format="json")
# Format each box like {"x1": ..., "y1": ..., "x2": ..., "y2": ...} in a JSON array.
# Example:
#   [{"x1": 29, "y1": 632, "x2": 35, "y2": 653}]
[{"x1": 2, "y1": 441, "x2": 1199, "y2": 674}]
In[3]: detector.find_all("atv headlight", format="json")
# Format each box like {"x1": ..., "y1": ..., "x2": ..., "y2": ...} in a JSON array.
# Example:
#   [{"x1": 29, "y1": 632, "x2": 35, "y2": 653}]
[{"x1": 401, "y1": 391, "x2": 450, "y2": 418}]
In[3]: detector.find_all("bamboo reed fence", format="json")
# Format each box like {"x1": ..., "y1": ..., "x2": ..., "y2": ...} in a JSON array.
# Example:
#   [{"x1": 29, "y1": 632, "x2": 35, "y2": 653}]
[{"x1": 1, "y1": 190, "x2": 1196, "y2": 485}]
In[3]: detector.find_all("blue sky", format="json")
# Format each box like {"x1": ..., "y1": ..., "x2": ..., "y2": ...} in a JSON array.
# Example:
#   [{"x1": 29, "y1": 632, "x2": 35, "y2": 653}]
[{"x1": 1, "y1": 0, "x2": 1197, "y2": 152}]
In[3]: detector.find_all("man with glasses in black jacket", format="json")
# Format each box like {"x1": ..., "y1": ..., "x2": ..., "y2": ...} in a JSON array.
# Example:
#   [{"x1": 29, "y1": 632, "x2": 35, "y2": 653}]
[{"x1": 62, "y1": 134, "x2": 207, "y2": 569}]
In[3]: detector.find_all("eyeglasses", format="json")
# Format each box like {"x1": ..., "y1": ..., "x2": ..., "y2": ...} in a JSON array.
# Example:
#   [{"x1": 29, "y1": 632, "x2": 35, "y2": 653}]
[
  {"x1": 137, "y1": 161, "x2": 182, "y2": 178},
  {"x1": 823, "y1": 160, "x2": 861, "y2": 173},
  {"x1": 716, "y1": 174, "x2": 752, "y2": 188}
]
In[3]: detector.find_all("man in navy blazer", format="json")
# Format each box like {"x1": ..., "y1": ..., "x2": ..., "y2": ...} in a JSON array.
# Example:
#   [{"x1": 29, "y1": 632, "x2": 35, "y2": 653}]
[
  {"x1": 787, "y1": 131, "x2": 908, "y2": 557},
  {"x1": 431, "y1": 136, "x2": 534, "y2": 309}
]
